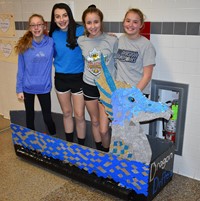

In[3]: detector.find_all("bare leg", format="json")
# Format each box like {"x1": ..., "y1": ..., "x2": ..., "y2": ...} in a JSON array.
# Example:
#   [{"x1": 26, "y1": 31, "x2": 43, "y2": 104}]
[
  {"x1": 56, "y1": 92, "x2": 74, "y2": 133},
  {"x1": 99, "y1": 103, "x2": 110, "y2": 150},
  {"x1": 85, "y1": 99, "x2": 101, "y2": 143},
  {"x1": 72, "y1": 93, "x2": 86, "y2": 140}
]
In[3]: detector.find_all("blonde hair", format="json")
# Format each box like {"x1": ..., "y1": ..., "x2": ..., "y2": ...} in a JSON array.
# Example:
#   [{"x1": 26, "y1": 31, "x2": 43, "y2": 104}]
[
  {"x1": 123, "y1": 8, "x2": 146, "y2": 28},
  {"x1": 15, "y1": 14, "x2": 46, "y2": 54}
]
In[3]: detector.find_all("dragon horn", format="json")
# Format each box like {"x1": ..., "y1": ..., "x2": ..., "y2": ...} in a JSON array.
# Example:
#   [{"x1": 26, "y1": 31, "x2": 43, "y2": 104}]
[{"x1": 100, "y1": 54, "x2": 117, "y2": 92}]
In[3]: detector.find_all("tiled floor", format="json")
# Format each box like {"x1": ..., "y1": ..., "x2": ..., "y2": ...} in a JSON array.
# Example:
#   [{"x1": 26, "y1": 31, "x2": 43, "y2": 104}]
[
  {"x1": 0, "y1": 117, "x2": 200, "y2": 201},
  {"x1": 0, "y1": 114, "x2": 10, "y2": 131}
]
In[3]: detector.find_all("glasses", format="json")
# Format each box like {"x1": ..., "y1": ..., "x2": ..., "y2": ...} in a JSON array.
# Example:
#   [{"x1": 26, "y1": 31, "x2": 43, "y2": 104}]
[{"x1": 29, "y1": 24, "x2": 44, "y2": 29}]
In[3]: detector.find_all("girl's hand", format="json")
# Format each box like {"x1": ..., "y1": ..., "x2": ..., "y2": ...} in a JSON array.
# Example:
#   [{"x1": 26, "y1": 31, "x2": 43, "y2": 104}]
[
  {"x1": 107, "y1": 32, "x2": 117, "y2": 37},
  {"x1": 17, "y1": 92, "x2": 24, "y2": 101}
]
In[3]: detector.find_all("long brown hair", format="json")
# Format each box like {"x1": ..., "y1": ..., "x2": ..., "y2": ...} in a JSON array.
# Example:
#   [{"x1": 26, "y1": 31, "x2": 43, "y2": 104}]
[{"x1": 15, "y1": 14, "x2": 46, "y2": 54}]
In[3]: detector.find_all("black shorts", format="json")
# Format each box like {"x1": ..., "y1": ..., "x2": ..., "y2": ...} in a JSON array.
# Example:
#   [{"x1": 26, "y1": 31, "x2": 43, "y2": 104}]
[
  {"x1": 55, "y1": 72, "x2": 83, "y2": 94},
  {"x1": 83, "y1": 82, "x2": 100, "y2": 101}
]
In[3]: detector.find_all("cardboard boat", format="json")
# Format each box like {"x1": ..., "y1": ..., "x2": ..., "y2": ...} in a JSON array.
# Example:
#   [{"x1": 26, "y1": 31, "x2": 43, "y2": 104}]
[{"x1": 10, "y1": 111, "x2": 175, "y2": 201}]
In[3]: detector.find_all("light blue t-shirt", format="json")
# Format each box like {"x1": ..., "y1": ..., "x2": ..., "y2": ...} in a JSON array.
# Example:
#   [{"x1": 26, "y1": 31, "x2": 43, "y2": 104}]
[{"x1": 52, "y1": 25, "x2": 84, "y2": 74}]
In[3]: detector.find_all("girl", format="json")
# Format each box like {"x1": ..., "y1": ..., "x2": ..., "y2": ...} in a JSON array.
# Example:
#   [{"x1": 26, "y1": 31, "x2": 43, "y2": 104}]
[
  {"x1": 15, "y1": 14, "x2": 56, "y2": 135},
  {"x1": 78, "y1": 6, "x2": 118, "y2": 151},
  {"x1": 116, "y1": 8, "x2": 156, "y2": 96},
  {"x1": 49, "y1": 3, "x2": 86, "y2": 145}
]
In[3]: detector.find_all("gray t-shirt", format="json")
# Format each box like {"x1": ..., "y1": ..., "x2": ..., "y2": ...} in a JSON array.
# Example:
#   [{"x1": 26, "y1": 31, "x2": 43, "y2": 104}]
[
  {"x1": 78, "y1": 33, "x2": 118, "y2": 86},
  {"x1": 116, "y1": 34, "x2": 156, "y2": 94}
]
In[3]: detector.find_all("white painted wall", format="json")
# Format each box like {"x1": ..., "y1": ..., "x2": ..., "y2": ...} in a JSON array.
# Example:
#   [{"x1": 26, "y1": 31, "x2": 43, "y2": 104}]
[{"x1": 0, "y1": 0, "x2": 200, "y2": 180}]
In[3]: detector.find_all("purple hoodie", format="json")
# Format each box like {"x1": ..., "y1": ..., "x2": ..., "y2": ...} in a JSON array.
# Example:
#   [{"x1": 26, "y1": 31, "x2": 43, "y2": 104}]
[{"x1": 16, "y1": 35, "x2": 54, "y2": 94}]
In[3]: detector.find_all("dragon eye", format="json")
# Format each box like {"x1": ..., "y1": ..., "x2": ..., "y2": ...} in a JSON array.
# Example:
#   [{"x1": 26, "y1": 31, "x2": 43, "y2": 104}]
[{"x1": 128, "y1": 96, "x2": 135, "y2": 102}]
